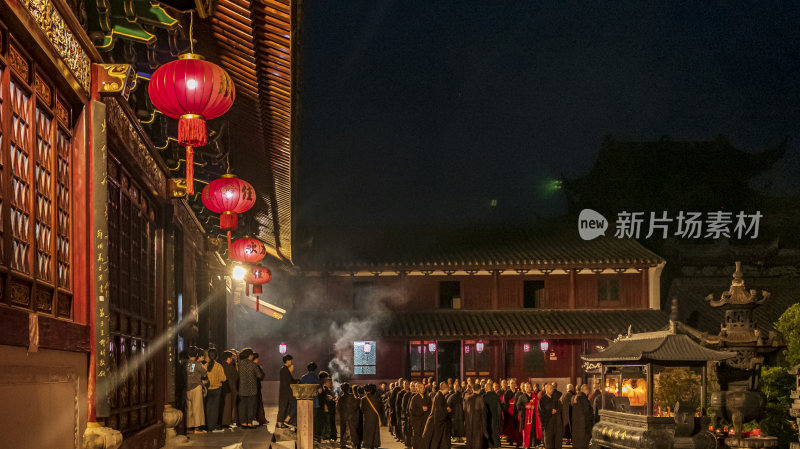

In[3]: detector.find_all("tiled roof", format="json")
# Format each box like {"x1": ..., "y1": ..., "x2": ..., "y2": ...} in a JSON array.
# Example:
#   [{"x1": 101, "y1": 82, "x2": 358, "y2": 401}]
[
  {"x1": 210, "y1": 0, "x2": 297, "y2": 260},
  {"x1": 382, "y1": 310, "x2": 669, "y2": 339},
  {"x1": 297, "y1": 225, "x2": 664, "y2": 271},
  {"x1": 582, "y1": 324, "x2": 736, "y2": 364}
]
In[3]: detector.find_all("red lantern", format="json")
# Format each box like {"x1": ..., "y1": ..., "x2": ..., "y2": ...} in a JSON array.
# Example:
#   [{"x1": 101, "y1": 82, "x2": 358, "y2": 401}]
[
  {"x1": 201, "y1": 175, "x2": 256, "y2": 249},
  {"x1": 247, "y1": 265, "x2": 272, "y2": 311},
  {"x1": 229, "y1": 238, "x2": 266, "y2": 264},
  {"x1": 148, "y1": 54, "x2": 235, "y2": 194}
]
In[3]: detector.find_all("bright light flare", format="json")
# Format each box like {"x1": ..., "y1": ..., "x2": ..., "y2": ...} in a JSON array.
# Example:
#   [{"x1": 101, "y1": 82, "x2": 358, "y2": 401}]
[{"x1": 232, "y1": 265, "x2": 247, "y2": 280}]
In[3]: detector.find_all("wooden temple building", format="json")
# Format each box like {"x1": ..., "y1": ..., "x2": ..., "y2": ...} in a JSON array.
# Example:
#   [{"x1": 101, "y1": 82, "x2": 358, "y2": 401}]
[
  {"x1": 0, "y1": 0, "x2": 300, "y2": 447},
  {"x1": 252, "y1": 225, "x2": 671, "y2": 394}
]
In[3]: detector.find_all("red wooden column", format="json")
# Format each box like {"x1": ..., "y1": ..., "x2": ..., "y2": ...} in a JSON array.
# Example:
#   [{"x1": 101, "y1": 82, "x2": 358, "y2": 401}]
[
  {"x1": 491, "y1": 270, "x2": 500, "y2": 309},
  {"x1": 640, "y1": 268, "x2": 649, "y2": 308},
  {"x1": 568, "y1": 269, "x2": 576, "y2": 308}
]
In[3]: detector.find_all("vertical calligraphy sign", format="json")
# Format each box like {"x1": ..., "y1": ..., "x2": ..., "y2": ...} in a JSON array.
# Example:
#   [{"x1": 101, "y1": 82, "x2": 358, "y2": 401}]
[{"x1": 92, "y1": 101, "x2": 111, "y2": 417}]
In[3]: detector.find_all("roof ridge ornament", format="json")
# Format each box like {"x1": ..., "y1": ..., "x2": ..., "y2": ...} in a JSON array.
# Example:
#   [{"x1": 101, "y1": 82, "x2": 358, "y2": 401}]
[{"x1": 704, "y1": 261, "x2": 770, "y2": 307}]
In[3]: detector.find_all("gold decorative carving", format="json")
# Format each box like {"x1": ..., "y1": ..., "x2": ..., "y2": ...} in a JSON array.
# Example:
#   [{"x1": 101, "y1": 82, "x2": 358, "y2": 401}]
[
  {"x1": 55, "y1": 100, "x2": 70, "y2": 127},
  {"x1": 34, "y1": 73, "x2": 52, "y2": 107},
  {"x1": 9, "y1": 281, "x2": 31, "y2": 307},
  {"x1": 96, "y1": 64, "x2": 135, "y2": 100},
  {"x1": 57, "y1": 293, "x2": 72, "y2": 318},
  {"x1": 18, "y1": 0, "x2": 91, "y2": 91},
  {"x1": 8, "y1": 44, "x2": 30, "y2": 81},
  {"x1": 168, "y1": 178, "x2": 186, "y2": 198},
  {"x1": 35, "y1": 289, "x2": 53, "y2": 313},
  {"x1": 103, "y1": 98, "x2": 166, "y2": 198}
]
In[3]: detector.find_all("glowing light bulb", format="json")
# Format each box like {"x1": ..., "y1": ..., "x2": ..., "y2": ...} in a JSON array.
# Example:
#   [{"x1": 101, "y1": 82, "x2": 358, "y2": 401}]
[
  {"x1": 278, "y1": 343, "x2": 287, "y2": 354},
  {"x1": 232, "y1": 265, "x2": 246, "y2": 280},
  {"x1": 186, "y1": 79, "x2": 197, "y2": 89}
]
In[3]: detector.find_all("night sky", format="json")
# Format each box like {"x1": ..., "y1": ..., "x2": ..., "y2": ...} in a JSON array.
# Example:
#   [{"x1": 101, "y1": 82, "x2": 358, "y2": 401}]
[{"x1": 297, "y1": 1, "x2": 800, "y2": 226}]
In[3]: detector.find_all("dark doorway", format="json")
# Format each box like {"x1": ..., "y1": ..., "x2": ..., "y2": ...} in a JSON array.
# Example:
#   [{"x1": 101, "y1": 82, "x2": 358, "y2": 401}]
[{"x1": 437, "y1": 341, "x2": 461, "y2": 382}]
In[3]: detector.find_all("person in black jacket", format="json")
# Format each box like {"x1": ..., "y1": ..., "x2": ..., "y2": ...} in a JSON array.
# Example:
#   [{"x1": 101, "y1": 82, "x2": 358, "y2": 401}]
[
  {"x1": 538, "y1": 384, "x2": 562, "y2": 449},
  {"x1": 571, "y1": 384, "x2": 594, "y2": 449},
  {"x1": 390, "y1": 379, "x2": 403, "y2": 436},
  {"x1": 483, "y1": 380, "x2": 502, "y2": 448},
  {"x1": 421, "y1": 382, "x2": 452, "y2": 449},
  {"x1": 276, "y1": 354, "x2": 297, "y2": 428},
  {"x1": 338, "y1": 383, "x2": 361, "y2": 449}
]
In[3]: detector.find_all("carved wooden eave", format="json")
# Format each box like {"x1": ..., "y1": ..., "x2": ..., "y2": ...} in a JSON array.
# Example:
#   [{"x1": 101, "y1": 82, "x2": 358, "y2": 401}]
[
  {"x1": 102, "y1": 96, "x2": 168, "y2": 199},
  {"x1": 208, "y1": 0, "x2": 300, "y2": 262},
  {"x1": 3, "y1": 0, "x2": 101, "y2": 100}
]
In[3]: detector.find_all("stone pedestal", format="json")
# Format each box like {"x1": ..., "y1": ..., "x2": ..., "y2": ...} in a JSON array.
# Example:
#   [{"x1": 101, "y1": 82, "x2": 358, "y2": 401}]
[
  {"x1": 725, "y1": 436, "x2": 779, "y2": 449},
  {"x1": 83, "y1": 422, "x2": 123, "y2": 449},
  {"x1": 163, "y1": 404, "x2": 183, "y2": 440},
  {"x1": 291, "y1": 384, "x2": 319, "y2": 449}
]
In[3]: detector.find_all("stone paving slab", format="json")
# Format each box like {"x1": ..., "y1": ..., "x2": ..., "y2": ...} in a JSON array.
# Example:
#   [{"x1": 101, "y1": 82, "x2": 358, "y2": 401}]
[{"x1": 164, "y1": 406, "x2": 572, "y2": 449}]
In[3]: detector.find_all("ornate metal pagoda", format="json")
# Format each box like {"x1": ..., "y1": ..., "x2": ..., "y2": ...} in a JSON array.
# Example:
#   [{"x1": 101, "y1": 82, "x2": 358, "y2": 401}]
[
  {"x1": 583, "y1": 321, "x2": 736, "y2": 449},
  {"x1": 704, "y1": 262, "x2": 784, "y2": 449}
]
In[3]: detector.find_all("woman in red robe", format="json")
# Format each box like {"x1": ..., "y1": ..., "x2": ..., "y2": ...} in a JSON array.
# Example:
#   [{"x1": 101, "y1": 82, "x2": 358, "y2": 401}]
[
  {"x1": 520, "y1": 383, "x2": 543, "y2": 448},
  {"x1": 503, "y1": 380, "x2": 520, "y2": 446}
]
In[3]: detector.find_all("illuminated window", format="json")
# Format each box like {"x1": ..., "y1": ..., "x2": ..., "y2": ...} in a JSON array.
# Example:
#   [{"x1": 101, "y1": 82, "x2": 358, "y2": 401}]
[
  {"x1": 409, "y1": 341, "x2": 437, "y2": 375},
  {"x1": 354, "y1": 341, "x2": 377, "y2": 375}
]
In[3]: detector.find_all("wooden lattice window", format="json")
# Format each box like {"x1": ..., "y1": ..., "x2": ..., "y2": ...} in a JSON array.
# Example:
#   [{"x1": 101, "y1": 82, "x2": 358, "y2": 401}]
[
  {"x1": 0, "y1": 34, "x2": 73, "y2": 319},
  {"x1": 106, "y1": 155, "x2": 157, "y2": 434}
]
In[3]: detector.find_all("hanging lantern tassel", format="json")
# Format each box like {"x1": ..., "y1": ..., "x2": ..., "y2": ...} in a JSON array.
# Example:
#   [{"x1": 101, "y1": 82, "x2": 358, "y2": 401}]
[
  {"x1": 178, "y1": 113, "x2": 208, "y2": 148},
  {"x1": 185, "y1": 146, "x2": 195, "y2": 195},
  {"x1": 220, "y1": 211, "x2": 238, "y2": 230},
  {"x1": 227, "y1": 230, "x2": 232, "y2": 255},
  {"x1": 256, "y1": 295, "x2": 260, "y2": 311}
]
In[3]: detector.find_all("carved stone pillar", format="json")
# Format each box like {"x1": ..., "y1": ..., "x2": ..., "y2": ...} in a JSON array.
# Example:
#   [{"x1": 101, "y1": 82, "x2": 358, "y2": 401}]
[
  {"x1": 83, "y1": 422, "x2": 122, "y2": 449},
  {"x1": 291, "y1": 384, "x2": 319, "y2": 449}
]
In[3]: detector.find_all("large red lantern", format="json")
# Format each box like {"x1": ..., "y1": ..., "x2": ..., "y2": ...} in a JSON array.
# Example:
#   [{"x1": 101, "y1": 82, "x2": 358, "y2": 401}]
[
  {"x1": 148, "y1": 54, "x2": 235, "y2": 194},
  {"x1": 201, "y1": 174, "x2": 256, "y2": 249},
  {"x1": 247, "y1": 265, "x2": 272, "y2": 311},
  {"x1": 229, "y1": 238, "x2": 266, "y2": 264}
]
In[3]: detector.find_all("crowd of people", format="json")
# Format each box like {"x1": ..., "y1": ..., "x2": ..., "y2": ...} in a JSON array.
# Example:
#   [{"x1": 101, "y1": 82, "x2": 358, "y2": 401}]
[
  {"x1": 275, "y1": 355, "x2": 615, "y2": 449},
  {"x1": 178, "y1": 346, "x2": 268, "y2": 434},
  {"x1": 382, "y1": 378, "x2": 598, "y2": 449}
]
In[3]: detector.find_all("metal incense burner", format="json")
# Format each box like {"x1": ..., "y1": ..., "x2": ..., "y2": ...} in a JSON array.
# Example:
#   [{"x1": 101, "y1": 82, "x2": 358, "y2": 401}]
[{"x1": 583, "y1": 321, "x2": 735, "y2": 449}]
